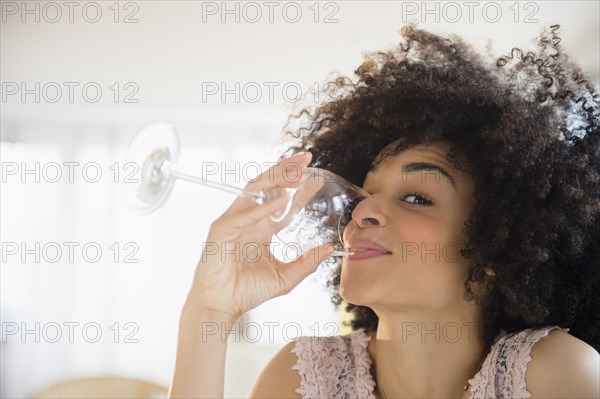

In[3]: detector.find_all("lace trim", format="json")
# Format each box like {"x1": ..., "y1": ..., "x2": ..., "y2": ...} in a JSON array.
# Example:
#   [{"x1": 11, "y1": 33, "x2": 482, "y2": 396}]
[
  {"x1": 292, "y1": 326, "x2": 568, "y2": 399},
  {"x1": 466, "y1": 325, "x2": 570, "y2": 399},
  {"x1": 291, "y1": 329, "x2": 376, "y2": 399}
]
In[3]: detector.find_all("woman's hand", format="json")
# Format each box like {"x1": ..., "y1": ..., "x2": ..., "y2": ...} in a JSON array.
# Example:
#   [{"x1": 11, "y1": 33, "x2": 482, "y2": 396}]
[{"x1": 184, "y1": 152, "x2": 334, "y2": 320}]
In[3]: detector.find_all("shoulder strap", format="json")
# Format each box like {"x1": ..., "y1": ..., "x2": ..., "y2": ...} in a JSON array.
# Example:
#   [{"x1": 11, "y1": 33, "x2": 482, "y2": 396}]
[
  {"x1": 467, "y1": 326, "x2": 569, "y2": 399},
  {"x1": 291, "y1": 329, "x2": 375, "y2": 399},
  {"x1": 500, "y1": 326, "x2": 570, "y2": 398}
]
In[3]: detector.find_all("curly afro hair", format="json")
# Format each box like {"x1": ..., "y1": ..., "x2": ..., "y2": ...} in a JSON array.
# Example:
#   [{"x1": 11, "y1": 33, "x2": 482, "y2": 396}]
[{"x1": 281, "y1": 24, "x2": 600, "y2": 352}]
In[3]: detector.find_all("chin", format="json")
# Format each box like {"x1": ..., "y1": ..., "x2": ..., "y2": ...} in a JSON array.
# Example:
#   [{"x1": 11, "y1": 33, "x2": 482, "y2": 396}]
[
  {"x1": 339, "y1": 256, "x2": 390, "y2": 301},
  {"x1": 338, "y1": 271, "x2": 376, "y2": 307}
]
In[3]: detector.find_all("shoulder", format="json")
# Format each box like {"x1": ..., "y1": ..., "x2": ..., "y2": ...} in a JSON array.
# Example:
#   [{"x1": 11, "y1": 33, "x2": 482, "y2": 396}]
[
  {"x1": 525, "y1": 328, "x2": 600, "y2": 399},
  {"x1": 247, "y1": 341, "x2": 302, "y2": 399}
]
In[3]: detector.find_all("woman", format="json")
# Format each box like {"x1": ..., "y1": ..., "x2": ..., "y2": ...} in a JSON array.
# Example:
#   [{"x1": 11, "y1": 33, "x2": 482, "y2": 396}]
[{"x1": 169, "y1": 25, "x2": 600, "y2": 398}]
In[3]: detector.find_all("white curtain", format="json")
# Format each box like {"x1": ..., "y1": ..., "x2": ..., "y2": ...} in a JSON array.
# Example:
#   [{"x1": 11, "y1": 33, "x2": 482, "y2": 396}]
[{"x1": 0, "y1": 113, "x2": 341, "y2": 398}]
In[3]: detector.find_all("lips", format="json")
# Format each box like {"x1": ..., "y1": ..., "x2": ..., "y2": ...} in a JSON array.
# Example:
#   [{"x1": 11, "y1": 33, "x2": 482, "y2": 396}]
[{"x1": 346, "y1": 237, "x2": 391, "y2": 260}]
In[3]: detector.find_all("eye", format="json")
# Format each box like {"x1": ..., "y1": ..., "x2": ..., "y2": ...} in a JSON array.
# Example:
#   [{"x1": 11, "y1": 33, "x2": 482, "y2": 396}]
[{"x1": 403, "y1": 192, "x2": 433, "y2": 206}]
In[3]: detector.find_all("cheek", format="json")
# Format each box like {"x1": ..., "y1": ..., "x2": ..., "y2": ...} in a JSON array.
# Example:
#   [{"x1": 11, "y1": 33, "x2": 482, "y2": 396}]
[
  {"x1": 390, "y1": 215, "x2": 441, "y2": 250},
  {"x1": 392, "y1": 212, "x2": 465, "y2": 258},
  {"x1": 390, "y1": 215, "x2": 468, "y2": 286}
]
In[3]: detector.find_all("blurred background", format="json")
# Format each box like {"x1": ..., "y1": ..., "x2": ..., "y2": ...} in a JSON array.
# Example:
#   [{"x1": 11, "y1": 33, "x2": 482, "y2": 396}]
[{"x1": 1, "y1": 1, "x2": 598, "y2": 397}]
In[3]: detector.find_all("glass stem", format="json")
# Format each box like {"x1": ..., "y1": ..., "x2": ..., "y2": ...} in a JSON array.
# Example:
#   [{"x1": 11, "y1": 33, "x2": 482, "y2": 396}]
[
  {"x1": 170, "y1": 167, "x2": 267, "y2": 203},
  {"x1": 331, "y1": 250, "x2": 354, "y2": 257}
]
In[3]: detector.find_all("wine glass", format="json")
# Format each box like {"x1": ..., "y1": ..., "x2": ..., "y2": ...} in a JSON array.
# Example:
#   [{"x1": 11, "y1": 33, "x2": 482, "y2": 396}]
[{"x1": 123, "y1": 121, "x2": 369, "y2": 258}]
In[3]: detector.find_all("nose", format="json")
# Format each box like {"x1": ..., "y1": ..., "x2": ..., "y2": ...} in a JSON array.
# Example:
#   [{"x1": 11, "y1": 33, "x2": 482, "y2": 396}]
[{"x1": 351, "y1": 194, "x2": 388, "y2": 228}]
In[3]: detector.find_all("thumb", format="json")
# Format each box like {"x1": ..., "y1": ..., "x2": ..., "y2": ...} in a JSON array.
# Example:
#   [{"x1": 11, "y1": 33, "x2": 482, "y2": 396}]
[{"x1": 279, "y1": 244, "x2": 336, "y2": 290}]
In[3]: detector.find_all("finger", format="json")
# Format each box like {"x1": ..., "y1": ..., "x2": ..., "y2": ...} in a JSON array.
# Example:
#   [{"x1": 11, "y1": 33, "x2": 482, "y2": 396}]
[
  {"x1": 210, "y1": 194, "x2": 290, "y2": 240},
  {"x1": 246, "y1": 152, "x2": 312, "y2": 192},
  {"x1": 225, "y1": 152, "x2": 312, "y2": 215},
  {"x1": 276, "y1": 244, "x2": 335, "y2": 293}
]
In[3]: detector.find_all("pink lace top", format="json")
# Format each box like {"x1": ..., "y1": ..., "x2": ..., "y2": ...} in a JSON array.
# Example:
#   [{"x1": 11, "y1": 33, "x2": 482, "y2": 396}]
[{"x1": 291, "y1": 325, "x2": 569, "y2": 399}]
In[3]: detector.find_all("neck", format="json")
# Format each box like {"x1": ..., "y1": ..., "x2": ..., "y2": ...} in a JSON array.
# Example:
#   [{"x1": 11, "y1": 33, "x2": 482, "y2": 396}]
[{"x1": 368, "y1": 307, "x2": 488, "y2": 399}]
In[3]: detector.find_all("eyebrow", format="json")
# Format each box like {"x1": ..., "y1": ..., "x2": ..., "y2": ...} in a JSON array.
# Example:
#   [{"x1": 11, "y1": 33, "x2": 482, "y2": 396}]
[
  {"x1": 402, "y1": 162, "x2": 457, "y2": 189},
  {"x1": 368, "y1": 160, "x2": 459, "y2": 189}
]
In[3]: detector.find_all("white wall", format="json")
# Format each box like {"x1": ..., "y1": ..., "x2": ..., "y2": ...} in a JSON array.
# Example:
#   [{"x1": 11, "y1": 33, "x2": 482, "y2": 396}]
[{"x1": 1, "y1": 1, "x2": 598, "y2": 398}]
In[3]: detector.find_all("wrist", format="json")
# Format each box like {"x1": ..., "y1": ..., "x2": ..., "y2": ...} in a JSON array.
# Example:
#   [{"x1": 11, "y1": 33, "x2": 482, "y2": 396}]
[{"x1": 180, "y1": 300, "x2": 240, "y2": 327}]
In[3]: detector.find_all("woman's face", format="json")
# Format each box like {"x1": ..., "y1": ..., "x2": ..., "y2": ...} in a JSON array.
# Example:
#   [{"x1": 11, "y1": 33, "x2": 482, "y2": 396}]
[{"x1": 340, "y1": 140, "x2": 476, "y2": 312}]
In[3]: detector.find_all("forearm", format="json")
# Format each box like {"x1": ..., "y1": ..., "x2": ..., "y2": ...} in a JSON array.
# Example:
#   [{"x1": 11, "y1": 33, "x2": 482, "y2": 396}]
[{"x1": 168, "y1": 304, "x2": 237, "y2": 399}]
